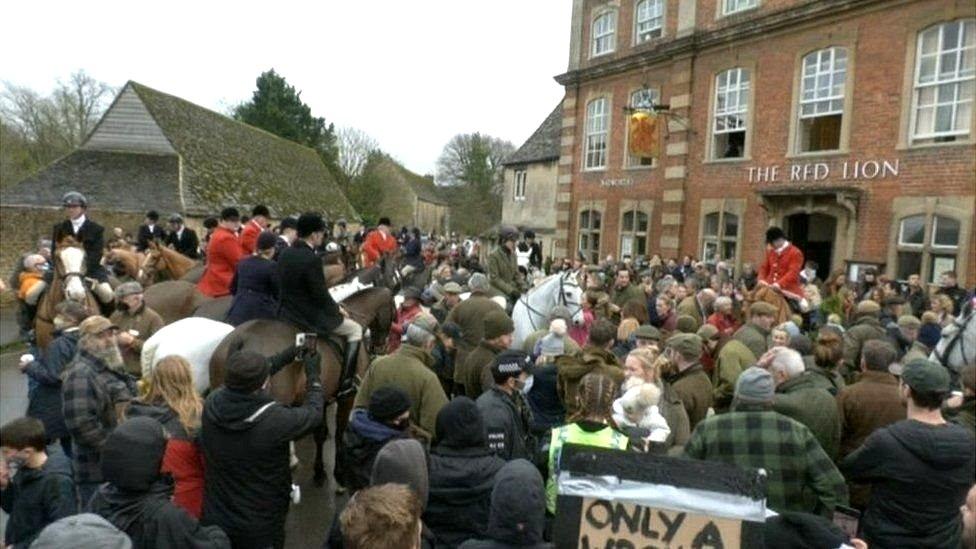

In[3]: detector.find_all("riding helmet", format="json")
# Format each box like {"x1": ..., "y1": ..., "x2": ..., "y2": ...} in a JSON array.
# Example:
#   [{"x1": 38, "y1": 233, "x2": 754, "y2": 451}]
[{"x1": 61, "y1": 191, "x2": 87, "y2": 208}]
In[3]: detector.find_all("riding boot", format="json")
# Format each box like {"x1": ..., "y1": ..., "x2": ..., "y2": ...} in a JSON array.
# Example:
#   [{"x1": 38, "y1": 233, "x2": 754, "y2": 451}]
[{"x1": 336, "y1": 340, "x2": 361, "y2": 399}]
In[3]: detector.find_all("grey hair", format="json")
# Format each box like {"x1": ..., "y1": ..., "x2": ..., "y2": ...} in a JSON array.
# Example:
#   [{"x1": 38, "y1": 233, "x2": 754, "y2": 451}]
[
  {"x1": 405, "y1": 323, "x2": 436, "y2": 347},
  {"x1": 468, "y1": 273, "x2": 490, "y2": 292},
  {"x1": 23, "y1": 254, "x2": 45, "y2": 269},
  {"x1": 655, "y1": 277, "x2": 675, "y2": 294},
  {"x1": 768, "y1": 347, "x2": 805, "y2": 379},
  {"x1": 714, "y1": 296, "x2": 733, "y2": 310}
]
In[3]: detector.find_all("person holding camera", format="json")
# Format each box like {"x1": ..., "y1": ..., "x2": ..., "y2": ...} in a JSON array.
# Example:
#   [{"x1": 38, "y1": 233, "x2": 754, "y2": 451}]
[{"x1": 200, "y1": 343, "x2": 323, "y2": 549}]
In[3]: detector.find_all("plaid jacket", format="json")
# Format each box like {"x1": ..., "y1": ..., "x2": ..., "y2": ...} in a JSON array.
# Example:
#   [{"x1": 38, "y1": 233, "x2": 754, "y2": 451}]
[
  {"x1": 684, "y1": 405, "x2": 848, "y2": 515},
  {"x1": 61, "y1": 350, "x2": 137, "y2": 483}
]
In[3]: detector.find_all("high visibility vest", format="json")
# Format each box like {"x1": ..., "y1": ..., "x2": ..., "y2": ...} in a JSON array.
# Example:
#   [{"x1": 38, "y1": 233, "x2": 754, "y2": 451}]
[{"x1": 546, "y1": 423, "x2": 628, "y2": 513}]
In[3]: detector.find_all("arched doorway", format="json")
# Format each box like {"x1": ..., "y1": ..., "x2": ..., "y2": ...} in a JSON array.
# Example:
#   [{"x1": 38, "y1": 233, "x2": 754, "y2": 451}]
[{"x1": 785, "y1": 212, "x2": 836, "y2": 281}]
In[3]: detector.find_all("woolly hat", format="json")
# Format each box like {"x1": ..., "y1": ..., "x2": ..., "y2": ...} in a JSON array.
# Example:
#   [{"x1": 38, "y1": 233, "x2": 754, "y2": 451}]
[
  {"x1": 371, "y1": 439, "x2": 428, "y2": 509},
  {"x1": 225, "y1": 350, "x2": 270, "y2": 393},
  {"x1": 434, "y1": 396, "x2": 486, "y2": 449},
  {"x1": 31, "y1": 514, "x2": 132, "y2": 549},
  {"x1": 368, "y1": 386, "x2": 412, "y2": 423},
  {"x1": 735, "y1": 366, "x2": 775, "y2": 403},
  {"x1": 917, "y1": 323, "x2": 942, "y2": 348},
  {"x1": 256, "y1": 231, "x2": 278, "y2": 251},
  {"x1": 484, "y1": 309, "x2": 514, "y2": 339},
  {"x1": 101, "y1": 417, "x2": 166, "y2": 492},
  {"x1": 539, "y1": 332, "x2": 566, "y2": 357},
  {"x1": 675, "y1": 314, "x2": 699, "y2": 334}
]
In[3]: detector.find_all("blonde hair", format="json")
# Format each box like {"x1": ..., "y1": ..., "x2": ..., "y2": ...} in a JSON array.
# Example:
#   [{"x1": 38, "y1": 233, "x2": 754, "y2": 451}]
[
  {"x1": 143, "y1": 355, "x2": 202, "y2": 435},
  {"x1": 627, "y1": 347, "x2": 661, "y2": 382}
]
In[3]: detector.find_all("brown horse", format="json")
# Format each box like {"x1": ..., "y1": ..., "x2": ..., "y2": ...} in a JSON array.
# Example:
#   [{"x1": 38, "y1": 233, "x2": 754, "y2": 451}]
[
  {"x1": 140, "y1": 241, "x2": 198, "y2": 286},
  {"x1": 104, "y1": 248, "x2": 145, "y2": 281},
  {"x1": 143, "y1": 280, "x2": 212, "y2": 325},
  {"x1": 744, "y1": 285, "x2": 793, "y2": 326},
  {"x1": 208, "y1": 286, "x2": 394, "y2": 485},
  {"x1": 35, "y1": 239, "x2": 101, "y2": 349}
]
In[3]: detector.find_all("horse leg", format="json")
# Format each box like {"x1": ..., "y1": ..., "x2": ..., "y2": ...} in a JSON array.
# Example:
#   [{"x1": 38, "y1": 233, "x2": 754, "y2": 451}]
[{"x1": 312, "y1": 416, "x2": 328, "y2": 487}]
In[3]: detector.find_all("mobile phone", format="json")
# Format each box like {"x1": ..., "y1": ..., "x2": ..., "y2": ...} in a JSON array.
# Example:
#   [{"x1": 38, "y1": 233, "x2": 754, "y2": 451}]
[
  {"x1": 296, "y1": 333, "x2": 317, "y2": 350},
  {"x1": 832, "y1": 505, "x2": 861, "y2": 538},
  {"x1": 295, "y1": 333, "x2": 306, "y2": 348}
]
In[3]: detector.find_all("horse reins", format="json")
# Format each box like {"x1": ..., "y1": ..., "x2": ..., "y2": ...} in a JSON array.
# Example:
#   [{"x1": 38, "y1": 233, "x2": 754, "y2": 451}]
[{"x1": 518, "y1": 272, "x2": 583, "y2": 332}]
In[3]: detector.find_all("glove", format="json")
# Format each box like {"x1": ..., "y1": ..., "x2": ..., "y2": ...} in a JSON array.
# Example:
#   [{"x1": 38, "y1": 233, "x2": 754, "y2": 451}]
[{"x1": 303, "y1": 351, "x2": 322, "y2": 385}]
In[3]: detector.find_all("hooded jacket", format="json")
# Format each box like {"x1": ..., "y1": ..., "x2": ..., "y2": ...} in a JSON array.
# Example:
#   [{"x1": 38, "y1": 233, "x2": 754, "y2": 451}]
[
  {"x1": 89, "y1": 417, "x2": 230, "y2": 549},
  {"x1": 336, "y1": 408, "x2": 408, "y2": 492},
  {"x1": 426, "y1": 398, "x2": 506, "y2": 548},
  {"x1": 841, "y1": 419, "x2": 976, "y2": 548},
  {"x1": 477, "y1": 387, "x2": 534, "y2": 462},
  {"x1": 24, "y1": 328, "x2": 79, "y2": 440},
  {"x1": 458, "y1": 459, "x2": 551, "y2": 549},
  {"x1": 0, "y1": 444, "x2": 75, "y2": 549},
  {"x1": 556, "y1": 346, "x2": 624, "y2": 418},
  {"x1": 200, "y1": 378, "x2": 323, "y2": 549}
]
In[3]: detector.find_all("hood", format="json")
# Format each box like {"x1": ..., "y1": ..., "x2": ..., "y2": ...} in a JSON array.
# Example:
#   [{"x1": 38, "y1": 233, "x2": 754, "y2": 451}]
[
  {"x1": 486, "y1": 459, "x2": 546, "y2": 545},
  {"x1": 101, "y1": 417, "x2": 166, "y2": 491},
  {"x1": 349, "y1": 408, "x2": 405, "y2": 442},
  {"x1": 556, "y1": 349, "x2": 607, "y2": 382},
  {"x1": 126, "y1": 400, "x2": 181, "y2": 434},
  {"x1": 434, "y1": 396, "x2": 487, "y2": 449},
  {"x1": 887, "y1": 420, "x2": 975, "y2": 469},
  {"x1": 90, "y1": 479, "x2": 172, "y2": 532},
  {"x1": 43, "y1": 443, "x2": 74, "y2": 479},
  {"x1": 370, "y1": 438, "x2": 429, "y2": 509},
  {"x1": 203, "y1": 386, "x2": 276, "y2": 432}
]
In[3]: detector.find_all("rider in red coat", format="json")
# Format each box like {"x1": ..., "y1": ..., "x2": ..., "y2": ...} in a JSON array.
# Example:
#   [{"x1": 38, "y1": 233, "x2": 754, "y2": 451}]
[
  {"x1": 197, "y1": 208, "x2": 244, "y2": 298},
  {"x1": 239, "y1": 205, "x2": 269, "y2": 256},
  {"x1": 361, "y1": 217, "x2": 398, "y2": 268},
  {"x1": 758, "y1": 226, "x2": 805, "y2": 301}
]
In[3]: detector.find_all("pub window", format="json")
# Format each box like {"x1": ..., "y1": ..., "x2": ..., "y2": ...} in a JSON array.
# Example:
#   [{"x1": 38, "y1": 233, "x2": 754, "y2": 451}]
[
  {"x1": 895, "y1": 214, "x2": 961, "y2": 282},
  {"x1": 584, "y1": 97, "x2": 609, "y2": 170},
  {"x1": 619, "y1": 210, "x2": 649, "y2": 259},
  {"x1": 712, "y1": 68, "x2": 750, "y2": 159},
  {"x1": 578, "y1": 209, "x2": 602, "y2": 264},
  {"x1": 591, "y1": 11, "x2": 617, "y2": 57},
  {"x1": 635, "y1": 0, "x2": 663, "y2": 43},
  {"x1": 626, "y1": 88, "x2": 659, "y2": 167},
  {"x1": 513, "y1": 170, "x2": 527, "y2": 201},
  {"x1": 701, "y1": 211, "x2": 739, "y2": 264},
  {"x1": 911, "y1": 19, "x2": 975, "y2": 144},
  {"x1": 798, "y1": 47, "x2": 847, "y2": 152},
  {"x1": 723, "y1": 0, "x2": 758, "y2": 16}
]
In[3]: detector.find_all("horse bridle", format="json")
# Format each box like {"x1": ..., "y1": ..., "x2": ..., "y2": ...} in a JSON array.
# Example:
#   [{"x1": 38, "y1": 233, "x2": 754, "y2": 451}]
[
  {"x1": 519, "y1": 272, "x2": 584, "y2": 332},
  {"x1": 936, "y1": 310, "x2": 974, "y2": 369}
]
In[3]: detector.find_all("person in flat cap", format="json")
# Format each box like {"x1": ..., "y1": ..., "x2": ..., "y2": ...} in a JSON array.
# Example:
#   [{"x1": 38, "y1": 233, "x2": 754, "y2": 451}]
[
  {"x1": 841, "y1": 359, "x2": 975, "y2": 548},
  {"x1": 685, "y1": 366, "x2": 849, "y2": 516},
  {"x1": 632, "y1": 324, "x2": 662, "y2": 350},
  {"x1": 662, "y1": 333, "x2": 713, "y2": 430},
  {"x1": 109, "y1": 281, "x2": 164, "y2": 377},
  {"x1": 200, "y1": 342, "x2": 322, "y2": 549},
  {"x1": 476, "y1": 350, "x2": 535, "y2": 461},
  {"x1": 165, "y1": 213, "x2": 200, "y2": 259},
  {"x1": 460, "y1": 309, "x2": 515, "y2": 399},
  {"x1": 225, "y1": 231, "x2": 281, "y2": 327},
  {"x1": 447, "y1": 273, "x2": 507, "y2": 396},
  {"x1": 885, "y1": 313, "x2": 920, "y2": 360},
  {"x1": 430, "y1": 281, "x2": 463, "y2": 324},
  {"x1": 733, "y1": 301, "x2": 777, "y2": 360},
  {"x1": 842, "y1": 300, "x2": 887, "y2": 370},
  {"x1": 389, "y1": 287, "x2": 425, "y2": 353},
  {"x1": 337, "y1": 385, "x2": 417, "y2": 492}
]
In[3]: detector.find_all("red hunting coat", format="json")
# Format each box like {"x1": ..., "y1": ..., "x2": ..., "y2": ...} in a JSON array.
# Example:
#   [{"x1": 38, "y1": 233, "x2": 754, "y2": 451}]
[
  {"x1": 197, "y1": 227, "x2": 243, "y2": 297},
  {"x1": 758, "y1": 242, "x2": 805, "y2": 299},
  {"x1": 362, "y1": 230, "x2": 398, "y2": 268},
  {"x1": 239, "y1": 219, "x2": 265, "y2": 256}
]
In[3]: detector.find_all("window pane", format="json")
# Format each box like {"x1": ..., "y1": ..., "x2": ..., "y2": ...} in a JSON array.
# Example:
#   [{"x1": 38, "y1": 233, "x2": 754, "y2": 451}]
[
  {"x1": 637, "y1": 212, "x2": 649, "y2": 232},
  {"x1": 635, "y1": 236, "x2": 647, "y2": 257},
  {"x1": 703, "y1": 241, "x2": 718, "y2": 263},
  {"x1": 897, "y1": 251, "x2": 923, "y2": 281},
  {"x1": 704, "y1": 213, "x2": 720, "y2": 237},
  {"x1": 930, "y1": 255, "x2": 956, "y2": 284},
  {"x1": 623, "y1": 211, "x2": 634, "y2": 231},
  {"x1": 592, "y1": 211, "x2": 602, "y2": 230},
  {"x1": 933, "y1": 216, "x2": 960, "y2": 246},
  {"x1": 722, "y1": 241, "x2": 737, "y2": 262},
  {"x1": 724, "y1": 213, "x2": 739, "y2": 237},
  {"x1": 899, "y1": 215, "x2": 925, "y2": 245},
  {"x1": 580, "y1": 211, "x2": 590, "y2": 228}
]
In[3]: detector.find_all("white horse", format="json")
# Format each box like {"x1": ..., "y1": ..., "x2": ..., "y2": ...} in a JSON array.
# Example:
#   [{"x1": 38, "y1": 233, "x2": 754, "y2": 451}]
[
  {"x1": 141, "y1": 317, "x2": 235, "y2": 394},
  {"x1": 932, "y1": 309, "x2": 976, "y2": 384},
  {"x1": 512, "y1": 271, "x2": 585, "y2": 349}
]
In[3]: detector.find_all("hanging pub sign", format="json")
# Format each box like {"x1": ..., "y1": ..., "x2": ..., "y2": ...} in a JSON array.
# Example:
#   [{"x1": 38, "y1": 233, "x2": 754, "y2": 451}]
[
  {"x1": 553, "y1": 445, "x2": 768, "y2": 548},
  {"x1": 628, "y1": 111, "x2": 659, "y2": 159}
]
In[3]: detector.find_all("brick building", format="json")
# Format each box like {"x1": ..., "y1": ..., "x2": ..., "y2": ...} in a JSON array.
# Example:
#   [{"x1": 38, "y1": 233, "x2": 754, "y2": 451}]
[{"x1": 552, "y1": 0, "x2": 975, "y2": 286}]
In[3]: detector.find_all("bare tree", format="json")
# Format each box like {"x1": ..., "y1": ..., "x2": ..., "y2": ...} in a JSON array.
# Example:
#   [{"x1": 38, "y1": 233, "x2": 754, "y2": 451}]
[
  {"x1": 435, "y1": 133, "x2": 515, "y2": 234},
  {"x1": 336, "y1": 126, "x2": 380, "y2": 179}
]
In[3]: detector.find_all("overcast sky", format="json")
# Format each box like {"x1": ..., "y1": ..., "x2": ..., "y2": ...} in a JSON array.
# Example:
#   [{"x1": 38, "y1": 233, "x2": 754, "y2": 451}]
[{"x1": 1, "y1": 1, "x2": 572, "y2": 175}]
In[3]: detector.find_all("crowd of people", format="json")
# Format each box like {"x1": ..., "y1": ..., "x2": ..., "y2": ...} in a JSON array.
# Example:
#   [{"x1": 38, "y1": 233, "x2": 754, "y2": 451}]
[{"x1": 0, "y1": 191, "x2": 975, "y2": 549}]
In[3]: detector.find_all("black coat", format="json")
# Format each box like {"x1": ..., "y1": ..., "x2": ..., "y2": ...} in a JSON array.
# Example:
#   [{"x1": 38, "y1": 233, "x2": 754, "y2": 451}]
[
  {"x1": 425, "y1": 446, "x2": 505, "y2": 548},
  {"x1": 52, "y1": 218, "x2": 108, "y2": 282},
  {"x1": 403, "y1": 237, "x2": 425, "y2": 270},
  {"x1": 457, "y1": 460, "x2": 551, "y2": 549},
  {"x1": 226, "y1": 256, "x2": 280, "y2": 327},
  {"x1": 200, "y1": 352, "x2": 323, "y2": 549},
  {"x1": 525, "y1": 363, "x2": 564, "y2": 433},
  {"x1": 0, "y1": 444, "x2": 75, "y2": 549},
  {"x1": 841, "y1": 419, "x2": 975, "y2": 548},
  {"x1": 24, "y1": 329, "x2": 79, "y2": 440},
  {"x1": 476, "y1": 388, "x2": 534, "y2": 462},
  {"x1": 137, "y1": 224, "x2": 167, "y2": 252},
  {"x1": 277, "y1": 240, "x2": 342, "y2": 335},
  {"x1": 335, "y1": 409, "x2": 406, "y2": 493},
  {"x1": 166, "y1": 227, "x2": 200, "y2": 259}
]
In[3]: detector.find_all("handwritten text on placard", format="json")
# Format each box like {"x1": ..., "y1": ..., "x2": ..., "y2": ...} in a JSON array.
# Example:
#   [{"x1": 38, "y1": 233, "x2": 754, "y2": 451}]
[{"x1": 578, "y1": 497, "x2": 742, "y2": 549}]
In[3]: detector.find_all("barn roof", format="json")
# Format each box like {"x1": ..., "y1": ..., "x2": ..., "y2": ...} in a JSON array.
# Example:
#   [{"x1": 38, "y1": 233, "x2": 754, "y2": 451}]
[
  {"x1": 2, "y1": 81, "x2": 358, "y2": 220},
  {"x1": 504, "y1": 104, "x2": 563, "y2": 166}
]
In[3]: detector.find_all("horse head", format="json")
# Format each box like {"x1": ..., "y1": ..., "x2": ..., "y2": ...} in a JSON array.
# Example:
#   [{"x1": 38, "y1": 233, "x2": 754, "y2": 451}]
[
  {"x1": 560, "y1": 271, "x2": 585, "y2": 326},
  {"x1": 140, "y1": 245, "x2": 164, "y2": 285},
  {"x1": 55, "y1": 241, "x2": 87, "y2": 302}
]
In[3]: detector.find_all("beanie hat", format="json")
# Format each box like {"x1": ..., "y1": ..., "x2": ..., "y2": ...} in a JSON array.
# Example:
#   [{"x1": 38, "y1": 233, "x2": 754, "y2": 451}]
[
  {"x1": 484, "y1": 309, "x2": 514, "y2": 339},
  {"x1": 434, "y1": 396, "x2": 486, "y2": 449},
  {"x1": 368, "y1": 386, "x2": 412, "y2": 423},
  {"x1": 371, "y1": 439, "x2": 429, "y2": 509},
  {"x1": 539, "y1": 333, "x2": 565, "y2": 357},
  {"x1": 735, "y1": 366, "x2": 775, "y2": 403},
  {"x1": 675, "y1": 314, "x2": 699, "y2": 334},
  {"x1": 101, "y1": 417, "x2": 166, "y2": 491},
  {"x1": 256, "y1": 230, "x2": 278, "y2": 251},
  {"x1": 31, "y1": 514, "x2": 132, "y2": 549},
  {"x1": 225, "y1": 350, "x2": 270, "y2": 393},
  {"x1": 917, "y1": 323, "x2": 942, "y2": 348}
]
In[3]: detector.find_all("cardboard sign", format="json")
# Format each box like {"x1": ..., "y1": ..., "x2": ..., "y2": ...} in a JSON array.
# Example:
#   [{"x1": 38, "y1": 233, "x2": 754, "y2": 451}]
[{"x1": 578, "y1": 497, "x2": 741, "y2": 548}]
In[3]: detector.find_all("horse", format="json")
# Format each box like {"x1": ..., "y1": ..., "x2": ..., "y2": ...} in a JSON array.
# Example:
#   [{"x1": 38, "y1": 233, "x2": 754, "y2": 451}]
[
  {"x1": 209, "y1": 285, "x2": 395, "y2": 485},
  {"x1": 511, "y1": 271, "x2": 585, "y2": 350},
  {"x1": 743, "y1": 285, "x2": 793, "y2": 326},
  {"x1": 141, "y1": 317, "x2": 235, "y2": 393},
  {"x1": 933, "y1": 309, "x2": 976, "y2": 384},
  {"x1": 140, "y1": 241, "x2": 199, "y2": 286},
  {"x1": 103, "y1": 248, "x2": 145, "y2": 282},
  {"x1": 143, "y1": 280, "x2": 211, "y2": 325},
  {"x1": 34, "y1": 238, "x2": 101, "y2": 349}
]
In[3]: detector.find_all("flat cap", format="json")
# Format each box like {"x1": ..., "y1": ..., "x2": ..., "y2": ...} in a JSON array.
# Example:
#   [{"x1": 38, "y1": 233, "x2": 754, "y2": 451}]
[
  {"x1": 697, "y1": 324, "x2": 719, "y2": 341},
  {"x1": 897, "y1": 358, "x2": 950, "y2": 394},
  {"x1": 79, "y1": 316, "x2": 119, "y2": 336},
  {"x1": 665, "y1": 333, "x2": 703, "y2": 358},
  {"x1": 897, "y1": 315, "x2": 921, "y2": 329},
  {"x1": 633, "y1": 324, "x2": 661, "y2": 341},
  {"x1": 856, "y1": 300, "x2": 881, "y2": 315},
  {"x1": 441, "y1": 282, "x2": 463, "y2": 294},
  {"x1": 749, "y1": 301, "x2": 779, "y2": 317},
  {"x1": 676, "y1": 314, "x2": 699, "y2": 334}
]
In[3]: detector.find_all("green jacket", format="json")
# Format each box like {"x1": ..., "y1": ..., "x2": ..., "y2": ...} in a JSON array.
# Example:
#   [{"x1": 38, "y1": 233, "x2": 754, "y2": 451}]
[
  {"x1": 487, "y1": 246, "x2": 522, "y2": 297},
  {"x1": 842, "y1": 315, "x2": 886, "y2": 369},
  {"x1": 901, "y1": 340, "x2": 931, "y2": 365},
  {"x1": 354, "y1": 344, "x2": 449, "y2": 437},
  {"x1": 733, "y1": 322, "x2": 771, "y2": 361},
  {"x1": 803, "y1": 358, "x2": 846, "y2": 396},
  {"x1": 667, "y1": 363, "x2": 713, "y2": 430},
  {"x1": 676, "y1": 296, "x2": 703, "y2": 327},
  {"x1": 459, "y1": 340, "x2": 505, "y2": 399},
  {"x1": 556, "y1": 347, "x2": 624, "y2": 418},
  {"x1": 611, "y1": 283, "x2": 645, "y2": 309},
  {"x1": 713, "y1": 340, "x2": 757, "y2": 413},
  {"x1": 684, "y1": 405, "x2": 849, "y2": 516},
  {"x1": 947, "y1": 396, "x2": 976, "y2": 440},
  {"x1": 109, "y1": 304, "x2": 165, "y2": 377},
  {"x1": 773, "y1": 373, "x2": 842, "y2": 459},
  {"x1": 446, "y1": 293, "x2": 506, "y2": 382}
]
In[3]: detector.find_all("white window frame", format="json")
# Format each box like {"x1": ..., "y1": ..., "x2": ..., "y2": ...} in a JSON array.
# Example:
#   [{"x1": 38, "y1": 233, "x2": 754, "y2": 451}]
[
  {"x1": 591, "y1": 11, "x2": 617, "y2": 57},
  {"x1": 712, "y1": 68, "x2": 750, "y2": 159},
  {"x1": 701, "y1": 211, "x2": 740, "y2": 265},
  {"x1": 722, "y1": 0, "x2": 758, "y2": 16},
  {"x1": 634, "y1": 0, "x2": 664, "y2": 44},
  {"x1": 584, "y1": 97, "x2": 610, "y2": 170},
  {"x1": 578, "y1": 209, "x2": 602, "y2": 264},
  {"x1": 799, "y1": 47, "x2": 847, "y2": 119},
  {"x1": 910, "y1": 19, "x2": 975, "y2": 142},
  {"x1": 619, "y1": 209, "x2": 649, "y2": 258},
  {"x1": 513, "y1": 170, "x2": 527, "y2": 201},
  {"x1": 625, "y1": 88, "x2": 660, "y2": 168},
  {"x1": 895, "y1": 213, "x2": 962, "y2": 283},
  {"x1": 931, "y1": 215, "x2": 961, "y2": 249}
]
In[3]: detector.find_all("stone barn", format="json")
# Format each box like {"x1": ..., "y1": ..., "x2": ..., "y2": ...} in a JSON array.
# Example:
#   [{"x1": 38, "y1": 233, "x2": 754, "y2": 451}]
[{"x1": 356, "y1": 155, "x2": 450, "y2": 235}]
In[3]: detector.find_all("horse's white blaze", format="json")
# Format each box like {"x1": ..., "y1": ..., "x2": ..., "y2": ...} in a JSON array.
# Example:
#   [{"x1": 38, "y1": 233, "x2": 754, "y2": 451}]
[
  {"x1": 59, "y1": 247, "x2": 87, "y2": 301},
  {"x1": 511, "y1": 272, "x2": 585, "y2": 350}
]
